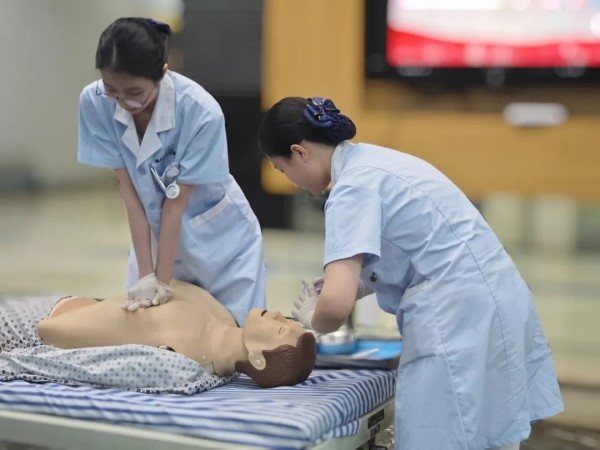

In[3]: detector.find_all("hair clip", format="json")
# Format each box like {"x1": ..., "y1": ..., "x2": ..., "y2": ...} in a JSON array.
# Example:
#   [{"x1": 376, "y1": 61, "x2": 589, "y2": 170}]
[
  {"x1": 303, "y1": 97, "x2": 340, "y2": 128},
  {"x1": 143, "y1": 18, "x2": 172, "y2": 36}
]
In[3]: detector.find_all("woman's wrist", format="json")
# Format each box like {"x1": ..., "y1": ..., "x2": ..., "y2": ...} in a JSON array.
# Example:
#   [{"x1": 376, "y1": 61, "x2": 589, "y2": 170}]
[
  {"x1": 154, "y1": 268, "x2": 172, "y2": 285},
  {"x1": 137, "y1": 267, "x2": 154, "y2": 278}
]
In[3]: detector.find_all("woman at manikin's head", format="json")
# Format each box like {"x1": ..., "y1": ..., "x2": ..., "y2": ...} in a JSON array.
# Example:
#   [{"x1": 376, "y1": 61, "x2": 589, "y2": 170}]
[{"x1": 37, "y1": 280, "x2": 316, "y2": 388}]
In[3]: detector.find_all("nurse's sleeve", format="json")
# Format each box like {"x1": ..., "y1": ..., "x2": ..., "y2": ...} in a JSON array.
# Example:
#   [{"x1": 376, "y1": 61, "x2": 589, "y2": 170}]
[
  {"x1": 323, "y1": 184, "x2": 382, "y2": 268},
  {"x1": 176, "y1": 103, "x2": 229, "y2": 185},
  {"x1": 77, "y1": 88, "x2": 125, "y2": 169}
]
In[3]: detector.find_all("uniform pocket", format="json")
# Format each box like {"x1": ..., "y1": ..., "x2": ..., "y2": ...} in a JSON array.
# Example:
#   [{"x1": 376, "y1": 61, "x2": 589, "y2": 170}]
[
  {"x1": 182, "y1": 194, "x2": 258, "y2": 280},
  {"x1": 151, "y1": 146, "x2": 177, "y2": 175},
  {"x1": 403, "y1": 280, "x2": 430, "y2": 299},
  {"x1": 398, "y1": 285, "x2": 444, "y2": 365},
  {"x1": 188, "y1": 194, "x2": 231, "y2": 229}
]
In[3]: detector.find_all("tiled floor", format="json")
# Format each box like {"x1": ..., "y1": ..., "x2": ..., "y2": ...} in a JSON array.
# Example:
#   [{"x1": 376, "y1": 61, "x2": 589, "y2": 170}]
[{"x1": 1, "y1": 184, "x2": 599, "y2": 435}]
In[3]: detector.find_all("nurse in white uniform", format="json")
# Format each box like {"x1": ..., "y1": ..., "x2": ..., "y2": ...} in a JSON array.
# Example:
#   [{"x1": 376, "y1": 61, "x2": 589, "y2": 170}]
[
  {"x1": 78, "y1": 18, "x2": 266, "y2": 325},
  {"x1": 258, "y1": 97, "x2": 563, "y2": 450}
]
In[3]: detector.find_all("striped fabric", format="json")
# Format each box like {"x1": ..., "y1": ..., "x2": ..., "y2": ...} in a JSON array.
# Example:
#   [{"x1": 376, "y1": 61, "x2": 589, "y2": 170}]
[{"x1": 0, "y1": 369, "x2": 395, "y2": 449}]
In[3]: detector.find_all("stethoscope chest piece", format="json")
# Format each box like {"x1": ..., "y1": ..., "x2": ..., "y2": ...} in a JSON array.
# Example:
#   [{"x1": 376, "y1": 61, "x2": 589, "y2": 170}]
[
  {"x1": 165, "y1": 182, "x2": 180, "y2": 199},
  {"x1": 151, "y1": 163, "x2": 181, "y2": 200}
]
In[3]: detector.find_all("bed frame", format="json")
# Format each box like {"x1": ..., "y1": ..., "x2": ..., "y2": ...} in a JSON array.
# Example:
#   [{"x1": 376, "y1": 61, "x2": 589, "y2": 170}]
[{"x1": 0, "y1": 398, "x2": 393, "y2": 450}]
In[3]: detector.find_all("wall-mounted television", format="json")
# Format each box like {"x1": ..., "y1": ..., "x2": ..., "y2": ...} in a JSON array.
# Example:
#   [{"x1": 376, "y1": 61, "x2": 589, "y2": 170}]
[{"x1": 365, "y1": 0, "x2": 600, "y2": 88}]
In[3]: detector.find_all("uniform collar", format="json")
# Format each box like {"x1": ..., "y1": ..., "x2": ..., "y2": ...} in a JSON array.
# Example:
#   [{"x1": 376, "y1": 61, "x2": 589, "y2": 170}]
[
  {"x1": 150, "y1": 72, "x2": 176, "y2": 132},
  {"x1": 114, "y1": 72, "x2": 176, "y2": 167},
  {"x1": 331, "y1": 141, "x2": 354, "y2": 186},
  {"x1": 113, "y1": 72, "x2": 175, "y2": 129}
]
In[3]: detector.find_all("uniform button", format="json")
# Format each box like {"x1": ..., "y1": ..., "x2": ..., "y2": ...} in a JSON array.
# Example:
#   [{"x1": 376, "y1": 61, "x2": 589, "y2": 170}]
[
  {"x1": 138, "y1": 167, "x2": 147, "y2": 176},
  {"x1": 370, "y1": 272, "x2": 377, "y2": 283},
  {"x1": 148, "y1": 201, "x2": 157, "y2": 209},
  {"x1": 174, "y1": 260, "x2": 182, "y2": 266}
]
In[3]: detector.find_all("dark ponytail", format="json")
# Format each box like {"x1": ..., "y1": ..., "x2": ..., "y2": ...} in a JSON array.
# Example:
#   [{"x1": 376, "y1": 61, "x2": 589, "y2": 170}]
[
  {"x1": 95, "y1": 17, "x2": 171, "y2": 81},
  {"x1": 258, "y1": 97, "x2": 356, "y2": 158}
]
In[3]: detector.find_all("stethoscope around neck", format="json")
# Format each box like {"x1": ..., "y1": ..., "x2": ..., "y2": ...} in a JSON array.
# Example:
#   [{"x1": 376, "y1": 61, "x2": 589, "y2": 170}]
[{"x1": 150, "y1": 164, "x2": 181, "y2": 200}]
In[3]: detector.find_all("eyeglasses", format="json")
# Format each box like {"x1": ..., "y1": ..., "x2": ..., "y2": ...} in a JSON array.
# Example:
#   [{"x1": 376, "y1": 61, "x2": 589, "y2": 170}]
[{"x1": 95, "y1": 81, "x2": 156, "y2": 109}]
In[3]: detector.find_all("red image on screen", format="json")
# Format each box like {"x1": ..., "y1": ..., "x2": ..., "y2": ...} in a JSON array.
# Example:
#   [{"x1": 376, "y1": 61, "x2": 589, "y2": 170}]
[{"x1": 386, "y1": 0, "x2": 600, "y2": 68}]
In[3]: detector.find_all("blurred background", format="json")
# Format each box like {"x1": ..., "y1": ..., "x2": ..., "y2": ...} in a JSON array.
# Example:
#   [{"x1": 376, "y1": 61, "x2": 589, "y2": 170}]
[{"x1": 0, "y1": 0, "x2": 599, "y2": 448}]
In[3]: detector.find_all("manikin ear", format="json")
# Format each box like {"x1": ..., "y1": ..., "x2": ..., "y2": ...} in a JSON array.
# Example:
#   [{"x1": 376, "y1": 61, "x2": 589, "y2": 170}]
[
  {"x1": 290, "y1": 144, "x2": 310, "y2": 162},
  {"x1": 247, "y1": 350, "x2": 266, "y2": 371},
  {"x1": 242, "y1": 323, "x2": 267, "y2": 370},
  {"x1": 162, "y1": 63, "x2": 169, "y2": 74}
]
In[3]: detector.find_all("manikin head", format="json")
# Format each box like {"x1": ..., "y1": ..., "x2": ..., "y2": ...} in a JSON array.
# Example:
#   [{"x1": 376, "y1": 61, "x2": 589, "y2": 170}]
[{"x1": 235, "y1": 309, "x2": 316, "y2": 388}]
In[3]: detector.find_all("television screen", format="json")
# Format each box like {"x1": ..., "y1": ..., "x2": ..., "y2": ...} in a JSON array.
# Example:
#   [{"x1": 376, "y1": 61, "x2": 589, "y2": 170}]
[{"x1": 366, "y1": 0, "x2": 600, "y2": 85}]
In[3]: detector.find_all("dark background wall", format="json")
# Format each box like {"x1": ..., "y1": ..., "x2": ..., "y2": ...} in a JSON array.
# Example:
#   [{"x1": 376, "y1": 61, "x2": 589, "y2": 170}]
[{"x1": 175, "y1": 0, "x2": 291, "y2": 229}]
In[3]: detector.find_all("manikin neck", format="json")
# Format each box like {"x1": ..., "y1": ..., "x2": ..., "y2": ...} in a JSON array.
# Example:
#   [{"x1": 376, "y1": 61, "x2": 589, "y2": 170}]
[{"x1": 209, "y1": 323, "x2": 248, "y2": 376}]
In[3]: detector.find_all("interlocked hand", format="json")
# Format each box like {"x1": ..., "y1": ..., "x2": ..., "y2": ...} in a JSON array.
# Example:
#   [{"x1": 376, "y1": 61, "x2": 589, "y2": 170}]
[{"x1": 123, "y1": 273, "x2": 174, "y2": 312}]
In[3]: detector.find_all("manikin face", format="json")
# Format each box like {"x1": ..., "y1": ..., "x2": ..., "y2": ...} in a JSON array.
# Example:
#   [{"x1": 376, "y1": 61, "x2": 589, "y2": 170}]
[
  {"x1": 98, "y1": 68, "x2": 160, "y2": 115},
  {"x1": 244, "y1": 308, "x2": 307, "y2": 352},
  {"x1": 269, "y1": 143, "x2": 331, "y2": 195}
]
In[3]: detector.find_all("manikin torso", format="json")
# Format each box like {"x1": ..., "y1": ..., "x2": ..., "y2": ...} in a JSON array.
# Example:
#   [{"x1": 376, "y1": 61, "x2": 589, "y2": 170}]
[{"x1": 37, "y1": 280, "x2": 238, "y2": 370}]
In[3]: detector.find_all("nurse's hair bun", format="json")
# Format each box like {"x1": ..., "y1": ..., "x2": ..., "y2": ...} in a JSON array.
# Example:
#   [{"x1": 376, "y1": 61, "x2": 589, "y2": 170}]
[
  {"x1": 303, "y1": 97, "x2": 356, "y2": 142},
  {"x1": 143, "y1": 18, "x2": 172, "y2": 36}
]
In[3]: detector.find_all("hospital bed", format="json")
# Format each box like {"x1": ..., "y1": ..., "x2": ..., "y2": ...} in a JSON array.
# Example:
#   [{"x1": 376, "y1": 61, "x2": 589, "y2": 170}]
[{"x1": 0, "y1": 368, "x2": 396, "y2": 449}]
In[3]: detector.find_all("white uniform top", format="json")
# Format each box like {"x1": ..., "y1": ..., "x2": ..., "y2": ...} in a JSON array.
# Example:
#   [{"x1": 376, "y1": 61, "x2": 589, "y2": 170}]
[
  {"x1": 324, "y1": 141, "x2": 563, "y2": 450},
  {"x1": 77, "y1": 71, "x2": 266, "y2": 325}
]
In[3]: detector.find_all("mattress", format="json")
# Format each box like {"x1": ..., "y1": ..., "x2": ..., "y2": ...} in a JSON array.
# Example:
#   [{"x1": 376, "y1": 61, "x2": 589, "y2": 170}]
[{"x1": 0, "y1": 368, "x2": 396, "y2": 449}]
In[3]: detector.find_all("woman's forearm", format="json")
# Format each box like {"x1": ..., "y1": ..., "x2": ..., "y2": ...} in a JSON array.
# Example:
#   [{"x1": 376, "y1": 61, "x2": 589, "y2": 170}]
[
  {"x1": 155, "y1": 184, "x2": 193, "y2": 284},
  {"x1": 115, "y1": 169, "x2": 153, "y2": 278},
  {"x1": 155, "y1": 204, "x2": 183, "y2": 283},
  {"x1": 312, "y1": 255, "x2": 364, "y2": 333},
  {"x1": 126, "y1": 204, "x2": 154, "y2": 277}
]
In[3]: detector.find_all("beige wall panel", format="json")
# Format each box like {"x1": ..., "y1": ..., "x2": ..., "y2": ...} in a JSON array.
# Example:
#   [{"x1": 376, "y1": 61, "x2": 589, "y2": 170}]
[{"x1": 262, "y1": 0, "x2": 600, "y2": 199}]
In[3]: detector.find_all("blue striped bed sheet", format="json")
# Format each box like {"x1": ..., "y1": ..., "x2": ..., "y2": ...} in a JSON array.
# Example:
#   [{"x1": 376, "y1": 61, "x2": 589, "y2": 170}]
[{"x1": 0, "y1": 368, "x2": 396, "y2": 449}]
